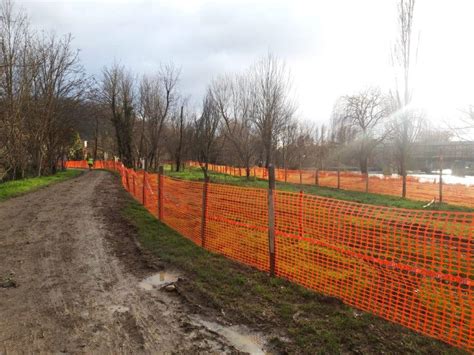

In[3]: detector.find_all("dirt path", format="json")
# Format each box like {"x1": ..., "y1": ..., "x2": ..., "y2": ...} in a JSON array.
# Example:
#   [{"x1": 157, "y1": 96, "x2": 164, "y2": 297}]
[{"x1": 0, "y1": 171, "x2": 252, "y2": 354}]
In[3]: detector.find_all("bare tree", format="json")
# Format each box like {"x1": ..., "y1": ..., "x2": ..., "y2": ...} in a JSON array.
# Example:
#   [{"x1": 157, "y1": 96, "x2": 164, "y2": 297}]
[
  {"x1": 279, "y1": 118, "x2": 299, "y2": 172},
  {"x1": 0, "y1": 0, "x2": 87, "y2": 178},
  {"x1": 339, "y1": 87, "x2": 392, "y2": 177},
  {"x1": 0, "y1": 0, "x2": 33, "y2": 179},
  {"x1": 313, "y1": 124, "x2": 328, "y2": 172},
  {"x1": 211, "y1": 73, "x2": 257, "y2": 178},
  {"x1": 391, "y1": 0, "x2": 422, "y2": 197},
  {"x1": 138, "y1": 64, "x2": 179, "y2": 170},
  {"x1": 251, "y1": 54, "x2": 296, "y2": 168},
  {"x1": 193, "y1": 89, "x2": 221, "y2": 179},
  {"x1": 101, "y1": 64, "x2": 135, "y2": 167},
  {"x1": 166, "y1": 101, "x2": 192, "y2": 172},
  {"x1": 32, "y1": 33, "x2": 88, "y2": 175}
]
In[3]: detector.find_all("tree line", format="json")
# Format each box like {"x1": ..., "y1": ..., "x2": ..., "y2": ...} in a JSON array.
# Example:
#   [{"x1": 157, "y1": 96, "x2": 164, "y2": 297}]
[{"x1": 1, "y1": 0, "x2": 472, "y2": 200}]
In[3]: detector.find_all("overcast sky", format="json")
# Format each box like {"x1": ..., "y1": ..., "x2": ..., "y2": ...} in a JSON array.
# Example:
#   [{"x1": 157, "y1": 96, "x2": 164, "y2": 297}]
[{"x1": 21, "y1": 0, "x2": 474, "y2": 128}]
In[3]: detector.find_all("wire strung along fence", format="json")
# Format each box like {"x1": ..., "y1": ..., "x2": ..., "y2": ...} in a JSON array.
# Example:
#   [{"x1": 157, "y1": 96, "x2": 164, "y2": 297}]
[
  {"x1": 66, "y1": 160, "x2": 473, "y2": 351},
  {"x1": 189, "y1": 161, "x2": 474, "y2": 209}
]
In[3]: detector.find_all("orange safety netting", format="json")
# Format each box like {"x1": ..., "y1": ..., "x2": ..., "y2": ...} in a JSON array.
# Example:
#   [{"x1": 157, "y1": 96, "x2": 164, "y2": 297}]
[
  {"x1": 190, "y1": 161, "x2": 474, "y2": 208},
  {"x1": 66, "y1": 160, "x2": 474, "y2": 351}
]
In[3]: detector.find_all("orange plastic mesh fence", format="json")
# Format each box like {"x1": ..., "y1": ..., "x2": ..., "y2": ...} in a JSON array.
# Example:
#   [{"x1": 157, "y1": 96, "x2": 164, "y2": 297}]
[
  {"x1": 66, "y1": 160, "x2": 474, "y2": 351},
  {"x1": 189, "y1": 161, "x2": 474, "y2": 208}
]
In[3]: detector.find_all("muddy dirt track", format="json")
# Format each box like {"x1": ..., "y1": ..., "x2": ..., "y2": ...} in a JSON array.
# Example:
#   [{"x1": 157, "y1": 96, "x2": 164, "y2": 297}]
[{"x1": 0, "y1": 171, "x2": 257, "y2": 354}]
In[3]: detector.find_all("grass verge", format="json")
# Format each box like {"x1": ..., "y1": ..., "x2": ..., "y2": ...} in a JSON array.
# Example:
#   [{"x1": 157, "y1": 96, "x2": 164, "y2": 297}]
[
  {"x1": 0, "y1": 169, "x2": 83, "y2": 201},
  {"x1": 123, "y1": 197, "x2": 466, "y2": 354},
  {"x1": 166, "y1": 166, "x2": 472, "y2": 212}
]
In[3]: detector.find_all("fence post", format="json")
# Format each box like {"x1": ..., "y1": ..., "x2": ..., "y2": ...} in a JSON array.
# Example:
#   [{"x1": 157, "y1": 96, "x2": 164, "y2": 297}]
[
  {"x1": 126, "y1": 169, "x2": 130, "y2": 192},
  {"x1": 200, "y1": 176, "x2": 210, "y2": 248},
  {"x1": 439, "y1": 155, "x2": 443, "y2": 203},
  {"x1": 337, "y1": 167, "x2": 341, "y2": 189},
  {"x1": 132, "y1": 173, "x2": 136, "y2": 197},
  {"x1": 365, "y1": 171, "x2": 369, "y2": 193},
  {"x1": 267, "y1": 165, "x2": 276, "y2": 277},
  {"x1": 158, "y1": 166, "x2": 164, "y2": 220},
  {"x1": 299, "y1": 190, "x2": 304, "y2": 238},
  {"x1": 142, "y1": 170, "x2": 146, "y2": 206},
  {"x1": 315, "y1": 168, "x2": 319, "y2": 186},
  {"x1": 299, "y1": 169, "x2": 303, "y2": 186}
]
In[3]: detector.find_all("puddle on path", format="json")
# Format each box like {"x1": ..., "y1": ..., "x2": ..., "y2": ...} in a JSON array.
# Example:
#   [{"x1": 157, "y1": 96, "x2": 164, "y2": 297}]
[
  {"x1": 138, "y1": 271, "x2": 180, "y2": 291},
  {"x1": 191, "y1": 316, "x2": 267, "y2": 354}
]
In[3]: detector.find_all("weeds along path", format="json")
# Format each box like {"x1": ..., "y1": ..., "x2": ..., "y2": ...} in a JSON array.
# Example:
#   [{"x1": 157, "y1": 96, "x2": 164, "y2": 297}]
[{"x1": 0, "y1": 171, "x2": 241, "y2": 354}]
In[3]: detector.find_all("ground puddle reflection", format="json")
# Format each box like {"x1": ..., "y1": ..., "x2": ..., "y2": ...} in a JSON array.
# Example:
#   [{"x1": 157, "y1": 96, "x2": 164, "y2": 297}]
[
  {"x1": 191, "y1": 316, "x2": 267, "y2": 354},
  {"x1": 138, "y1": 271, "x2": 179, "y2": 291}
]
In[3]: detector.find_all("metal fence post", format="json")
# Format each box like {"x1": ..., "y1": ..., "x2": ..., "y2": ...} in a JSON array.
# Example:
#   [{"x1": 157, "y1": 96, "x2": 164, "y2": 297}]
[
  {"x1": 200, "y1": 176, "x2": 210, "y2": 248},
  {"x1": 158, "y1": 166, "x2": 164, "y2": 220},
  {"x1": 268, "y1": 165, "x2": 276, "y2": 276},
  {"x1": 315, "y1": 168, "x2": 319, "y2": 186}
]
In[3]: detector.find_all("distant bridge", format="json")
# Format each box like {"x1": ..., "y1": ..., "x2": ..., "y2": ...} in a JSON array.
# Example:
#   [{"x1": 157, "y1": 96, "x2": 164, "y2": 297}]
[{"x1": 411, "y1": 141, "x2": 474, "y2": 173}]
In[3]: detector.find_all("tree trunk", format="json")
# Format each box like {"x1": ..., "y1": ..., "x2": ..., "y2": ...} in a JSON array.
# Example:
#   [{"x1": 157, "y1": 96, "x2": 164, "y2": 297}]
[
  {"x1": 359, "y1": 156, "x2": 368, "y2": 174},
  {"x1": 401, "y1": 158, "x2": 407, "y2": 198}
]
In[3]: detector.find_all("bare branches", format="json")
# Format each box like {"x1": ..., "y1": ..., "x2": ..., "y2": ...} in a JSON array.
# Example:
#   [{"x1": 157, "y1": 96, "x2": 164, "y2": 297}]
[
  {"x1": 137, "y1": 63, "x2": 180, "y2": 169},
  {"x1": 194, "y1": 89, "x2": 221, "y2": 178},
  {"x1": 334, "y1": 87, "x2": 392, "y2": 174},
  {"x1": 250, "y1": 54, "x2": 296, "y2": 167},
  {"x1": 210, "y1": 72, "x2": 257, "y2": 177},
  {"x1": 0, "y1": 0, "x2": 87, "y2": 178},
  {"x1": 391, "y1": 0, "x2": 418, "y2": 197},
  {"x1": 101, "y1": 64, "x2": 135, "y2": 167}
]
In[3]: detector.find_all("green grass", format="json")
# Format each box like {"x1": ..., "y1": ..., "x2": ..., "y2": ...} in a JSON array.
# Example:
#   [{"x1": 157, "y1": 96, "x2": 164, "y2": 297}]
[
  {"x1": 123, "y1": 197, "x2": 467, "y2": 354},
  {"x1": 0, "y1": 169, "x2": 83, "y2": 201},
  {"x1": 166, "y1": 166, "x2": 472, "y2": 212}
]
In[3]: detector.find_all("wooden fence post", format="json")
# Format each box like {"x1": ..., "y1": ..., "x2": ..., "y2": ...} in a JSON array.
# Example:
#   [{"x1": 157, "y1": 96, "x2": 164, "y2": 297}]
[
  {"x1": 126, "y1": 169, "x2": 130, "y2": 192},
  {"x1": 142, "y1": 170, "x2": 147, "y2": 206},
  {"x1": 132, "y1": 173, "x2": 136, "y2": 197},
  {"x1": 299, "y1": 190, "x2": 304, "y2": 238},
  {"x1": 268, "y1": 165, "x2": 276, "y2": 277},
  {"x1": 439, "y1": 155, "x2": 443, "y2": 203},
  {"x1": 337, "y1": 167, "x2": 341, "y2": 189},
  {"x1": 200, "y1": 176, "x2": 210, "y2": 248},
  {"x1": 158, "y1": 166, "x2": 164, "y2": 220}
]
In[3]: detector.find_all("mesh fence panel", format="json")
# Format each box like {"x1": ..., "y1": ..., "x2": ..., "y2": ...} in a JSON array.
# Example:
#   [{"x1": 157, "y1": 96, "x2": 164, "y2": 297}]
[
  {"x1": 195, "y1": 162, "x2": 474, "y2": 208},
  {"x1": 67, "y1": 160, "x2": 474, "y2": 351}
]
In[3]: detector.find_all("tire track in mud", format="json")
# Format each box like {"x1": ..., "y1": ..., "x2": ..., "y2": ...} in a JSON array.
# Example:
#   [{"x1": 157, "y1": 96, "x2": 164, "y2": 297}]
[{"x1": 0, "y1": 171, "x2": 251, "y2": 354}]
